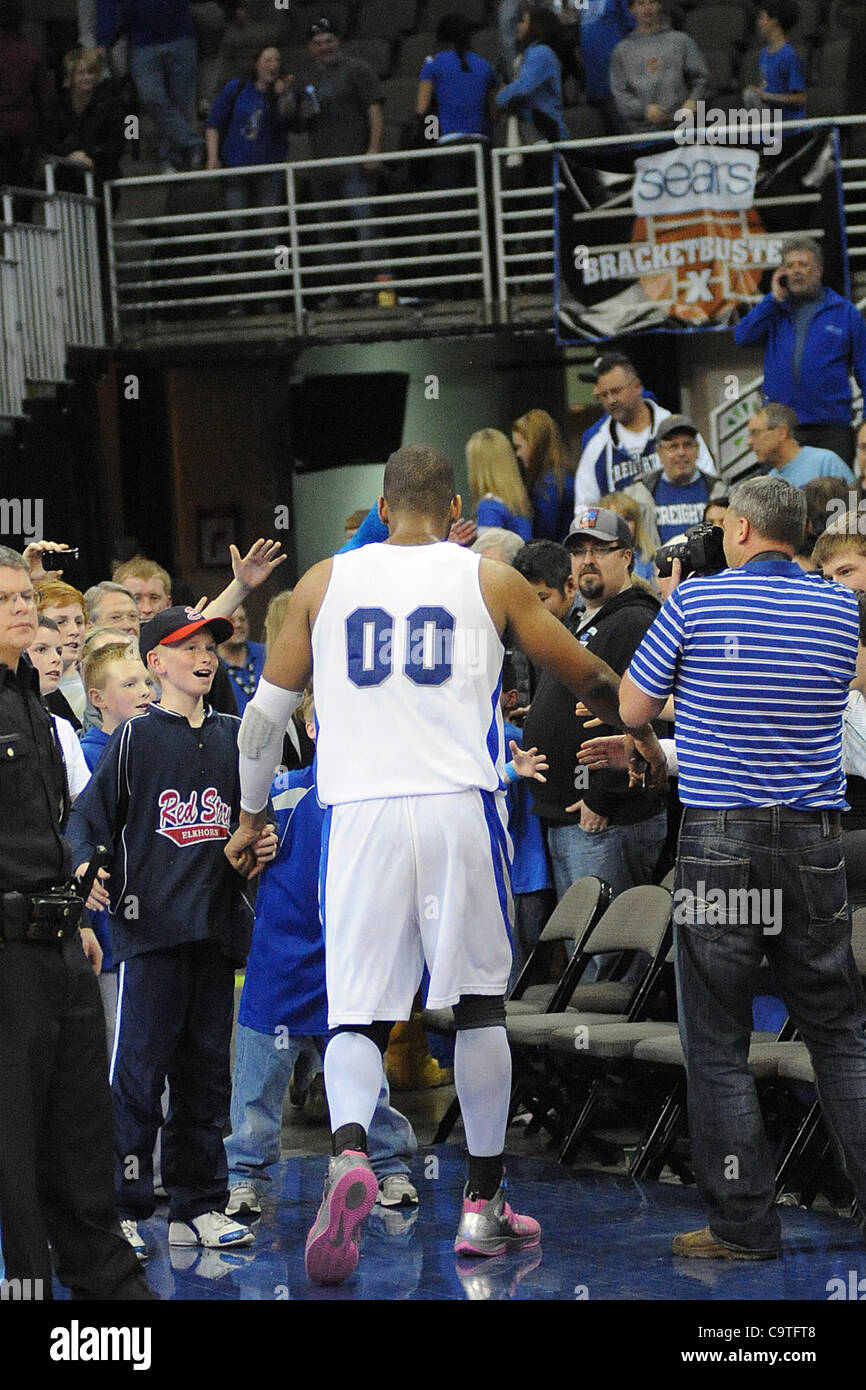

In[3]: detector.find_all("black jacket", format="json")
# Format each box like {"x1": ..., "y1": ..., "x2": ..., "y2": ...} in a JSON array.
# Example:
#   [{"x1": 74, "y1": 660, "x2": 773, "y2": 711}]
[
  {"x1": 43, "y1": 83, "x2": 126, "y2": 187},
  {"x1": 524, "y1": 584, "x2": 667, "y2": 825},
  {"x1": 0, "y1": 659, "x2": 70, "y2": 891}
]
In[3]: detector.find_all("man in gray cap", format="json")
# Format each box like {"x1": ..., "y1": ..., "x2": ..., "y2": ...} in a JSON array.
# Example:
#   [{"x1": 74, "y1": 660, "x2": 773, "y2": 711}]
[
  {"x1": 623, "y1": 414, "x2": 727, "y2": 554},
  {"x1": 523, "y1": 506, "x2": 668, "y2": 900}
]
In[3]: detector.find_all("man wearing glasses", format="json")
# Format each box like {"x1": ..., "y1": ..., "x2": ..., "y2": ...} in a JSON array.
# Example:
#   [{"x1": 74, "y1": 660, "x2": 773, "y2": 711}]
[
  {"x1": 0, "y1": 546, "x2": 153, "y2": 1300},
  {"x1": 748, "y1": 402, "x2": 854, "y2": 488},
  {"x1": 523, "y1": 508, "x2": 668, "y2": 900}
]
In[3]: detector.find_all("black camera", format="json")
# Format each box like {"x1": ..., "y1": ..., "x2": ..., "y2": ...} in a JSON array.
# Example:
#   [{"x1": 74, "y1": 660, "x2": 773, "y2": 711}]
[{"x1": 655, "y1": 523, "x2": 726, "y2": 580}]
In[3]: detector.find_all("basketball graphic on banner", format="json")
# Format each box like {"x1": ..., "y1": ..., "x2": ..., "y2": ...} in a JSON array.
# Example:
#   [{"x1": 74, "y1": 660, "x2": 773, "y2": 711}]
[{"x1": 631, "y1": 208, "x2": 767, "y2": 325}]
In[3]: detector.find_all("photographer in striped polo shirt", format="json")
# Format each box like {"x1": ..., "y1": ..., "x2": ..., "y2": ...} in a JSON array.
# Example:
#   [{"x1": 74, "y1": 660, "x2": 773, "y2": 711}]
[{"x1": 620, "y1": 475, "x2": 866, "y2": 1261}]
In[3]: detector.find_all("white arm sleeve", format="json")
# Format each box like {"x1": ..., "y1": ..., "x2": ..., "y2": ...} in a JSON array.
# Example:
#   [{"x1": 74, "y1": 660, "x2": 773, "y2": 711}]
[
  {"x1": 238, "y1": 677, "x2": 304, "y2": 813},
  {"x1": 660, "y1": 736, "x2": 678, "y2": 777}
]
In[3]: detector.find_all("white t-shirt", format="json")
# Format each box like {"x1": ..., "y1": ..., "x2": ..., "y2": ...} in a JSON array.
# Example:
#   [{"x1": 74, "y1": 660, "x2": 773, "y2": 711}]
[{"x1": 52, "y1": 713, "x2": 91, "y2": 798}]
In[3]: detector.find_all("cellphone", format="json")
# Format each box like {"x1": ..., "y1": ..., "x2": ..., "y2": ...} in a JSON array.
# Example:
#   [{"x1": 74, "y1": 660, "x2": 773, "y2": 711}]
[
  {"x1": 777, "y1": 272, "x2": 788, "y2": 288},
  {"x1": 39, "y1": 545, "x2": 79, "y2": 563}
]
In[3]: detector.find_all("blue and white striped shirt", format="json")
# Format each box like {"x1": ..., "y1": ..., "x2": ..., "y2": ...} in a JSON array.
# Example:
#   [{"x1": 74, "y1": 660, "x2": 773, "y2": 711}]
[{"x1": 627, "y1": 558, "x2": 860, "y2": 808}]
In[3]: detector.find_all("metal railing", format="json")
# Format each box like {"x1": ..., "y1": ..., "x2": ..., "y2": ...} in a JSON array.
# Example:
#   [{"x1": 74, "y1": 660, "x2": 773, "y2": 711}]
[
  {"x1": 0, "y1": 256, "x2": 26, "y2": 419},
  {"x1": 105, "y1": 143, "x2": 493, "y2": 336},
  {"x1": 43, "y1": 159, "x2": 107, "y2": 349},
  {"x1": 1, "y1": 194, "x2": 66, "y2": 385}
]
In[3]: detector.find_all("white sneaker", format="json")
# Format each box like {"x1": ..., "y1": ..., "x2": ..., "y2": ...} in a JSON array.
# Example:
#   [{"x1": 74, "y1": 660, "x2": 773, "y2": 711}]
[
  {"x1": 225, "y1": 1182, "x2": 261, "y2": 1219},
  {"x1": 169, "y1": 1210, "x2": 255, "y2": 1248},
  {"x1": 377, "y1": 1174, "x2": 419, "y2": 1208},
  {"x1": 120, "y1": 1218, "x2": 148, "y2": 1261}
]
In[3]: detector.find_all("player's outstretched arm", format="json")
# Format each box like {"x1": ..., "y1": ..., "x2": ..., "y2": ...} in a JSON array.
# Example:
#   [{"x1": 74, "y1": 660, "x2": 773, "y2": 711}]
[
  {"x1": 482, "y1": 562, "x2": 668, "y2": 782},
  {"x1": 231, "y1": 560, "x2": 331, "y2": 851},
  {"x1": 483, "y1": 561, "x2": 623, "y2": 726}
]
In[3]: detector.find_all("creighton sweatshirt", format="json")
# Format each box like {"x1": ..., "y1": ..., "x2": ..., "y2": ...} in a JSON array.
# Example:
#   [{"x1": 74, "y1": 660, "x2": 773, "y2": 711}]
[{"x1": 609, "y1": 21, "x2": 710, "y2": 134}]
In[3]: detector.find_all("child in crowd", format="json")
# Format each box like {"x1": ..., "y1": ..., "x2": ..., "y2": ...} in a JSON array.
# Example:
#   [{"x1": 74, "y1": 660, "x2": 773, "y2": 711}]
[
  {"x1": 79, "y1": 641, "x2": 155, "y2": 1047},
  {"x1": 500, "y1": 654, "x2": 554, "y2": 988},
  {"x1": 226, "y1": 692, "x2": 420, "y2": 1220},
  {"x1": 67, "y1": 606, "x2": 278, "y2": 1261},
  {"x1": 27, "y1": 615, "x2": 90, "y2": 799},
  {"x1": 35, "y1": 578, "x2": 89, "y2": 722}
]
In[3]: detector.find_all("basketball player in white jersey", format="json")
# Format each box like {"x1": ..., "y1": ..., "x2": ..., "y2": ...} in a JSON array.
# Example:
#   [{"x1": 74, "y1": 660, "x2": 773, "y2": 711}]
[{"x1": 227, "y1": 445, "x2": 667, "y2": 1287}]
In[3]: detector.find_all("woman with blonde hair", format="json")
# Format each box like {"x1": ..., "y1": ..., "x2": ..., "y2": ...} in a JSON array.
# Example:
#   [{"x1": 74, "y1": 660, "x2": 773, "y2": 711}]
[
  {"x1": 600, "y1": 491, "x2": 657, "y2": 588},
  {"x1": 512, "y1": 408, "x2": 575, "y2": 541},
  {"x1": 466, "y1": 427, "x2": 533, "y2": 541}
]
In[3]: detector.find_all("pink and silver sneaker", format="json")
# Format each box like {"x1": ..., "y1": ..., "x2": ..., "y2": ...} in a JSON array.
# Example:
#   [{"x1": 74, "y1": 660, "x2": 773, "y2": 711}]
[
  {"x1": 454, "y1": 1182, "x2": 541, "y2": 1257},
  {"x1": 304, "y1": 1150, "x2": 379, "y2": 1286}
]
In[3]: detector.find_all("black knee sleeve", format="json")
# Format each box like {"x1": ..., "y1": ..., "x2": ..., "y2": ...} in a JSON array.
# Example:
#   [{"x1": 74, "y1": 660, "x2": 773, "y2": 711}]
[
  {"x1": 452, "y1": 994, "x2": 506, "y2": 1031},
  {"x1": 327, "y1": 1022, "x2": 393, "y2": 1054}
]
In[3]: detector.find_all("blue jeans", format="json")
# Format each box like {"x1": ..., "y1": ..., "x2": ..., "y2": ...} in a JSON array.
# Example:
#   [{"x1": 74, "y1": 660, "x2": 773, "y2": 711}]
[
  {"x1": 224, "y1": 171, "x2": 284, "y2": 280},
  {"x1": 546, "y1": 811, "x2": 667, "y2": 901},
  {"x1": 225, "y1": 1024, "x2": 416, "y2": 1185},
  {"x1": 675, "y1": 807, "x2": 866, "y2": 1251},
  {"x1": 130, "y1": 36, "x2": 201, "y2": 167}
]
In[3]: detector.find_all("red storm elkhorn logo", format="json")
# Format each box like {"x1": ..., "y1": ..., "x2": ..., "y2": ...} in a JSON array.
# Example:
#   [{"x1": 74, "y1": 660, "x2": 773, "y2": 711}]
[{"x1": 156, "y1": 787, "x2": 232, "y2": 845}]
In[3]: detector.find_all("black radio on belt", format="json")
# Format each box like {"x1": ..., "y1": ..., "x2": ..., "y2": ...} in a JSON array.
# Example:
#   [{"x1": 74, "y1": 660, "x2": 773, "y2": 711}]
[
  {"x1": 0, "y1": 846, "x2": 110, "y2": 944},
  {"x1": 1, "y1": 885, "x2": 83, "y2": 942}
]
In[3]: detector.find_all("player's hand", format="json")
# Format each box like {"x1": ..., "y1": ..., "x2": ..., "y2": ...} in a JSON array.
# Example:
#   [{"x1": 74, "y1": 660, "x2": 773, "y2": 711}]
[
  {"x1": 564, "y1": 800, "x2": 609, "y2": 831},
  {"x1": 80, "y1": 926, "x2": 103, "y2": 974},
  {"x1": 770, "y1": 265, "x2": 789, "y2": 303},
  {"x1": 448, "y1": 519, "x2": 477, "y2": 547},
  {"x1": 578, "y1": 733, "x2": 629, "y2": 770},
  {"x1": 23, "y1": 540, "x2": 73, "y2": 580},
  {"x1": 230, "y1": 539, "x2": 287, "y2": 591},
  {"x1": 250, "y1": 825, "x2": 279, "y2": 874},
  {"x1": 76, "y1": 863, "x2": 111, "y2": 912},
  {"x1": 628, "y1": 729, "x2": 669, "y2": 790},
  {"x1": 224, "y1": 813, "x2": 267, "y2": 877},
  {"x1": 508, "y1": 738, "x2": 548, "y2": 782},
  {"x1": 575, "y1": 700, "x2": 602, "y2": 728}
]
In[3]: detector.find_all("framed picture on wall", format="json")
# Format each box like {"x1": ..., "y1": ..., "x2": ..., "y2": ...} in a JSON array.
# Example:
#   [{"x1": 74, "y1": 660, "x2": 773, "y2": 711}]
[{"x1": 198, "y1": 508, "x2": 240, "y2": 569}]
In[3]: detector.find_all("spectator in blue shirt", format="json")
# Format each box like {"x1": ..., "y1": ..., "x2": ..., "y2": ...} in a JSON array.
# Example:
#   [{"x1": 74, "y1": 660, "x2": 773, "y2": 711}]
[
  {"x1": 579, "y1": 0, "x2": 634, "y2": 131},
  {"x1": 748, "y1": 402, "x2": 855, "y2": 488},
  {"x1": 512, "y1": 407, "x2": 574, "y2": 541},
  {"x1": 467, "y1": 427, "x2": 533, "y2": 541},
  {"x1": 496, "y1": 4, "x2": 568, "y2": 142},
  {"x1": 205, "y1": 46, "x2": 295, "y2": 307},
  {"x1": 743, "y1": 2, "x2": 806, "y2": 124},
  {"x1": 217, "y1": 603, "x2": 265, "y2": 714},
  {"x1": 416, "y1": 14, "x2": 498, "y2": 146}
]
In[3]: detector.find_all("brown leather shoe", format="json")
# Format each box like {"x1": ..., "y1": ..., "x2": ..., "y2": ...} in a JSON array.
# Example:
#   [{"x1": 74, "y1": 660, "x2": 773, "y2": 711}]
[{"x1": 672, "y1": 1227, "x2": 779, "y2": 1260}]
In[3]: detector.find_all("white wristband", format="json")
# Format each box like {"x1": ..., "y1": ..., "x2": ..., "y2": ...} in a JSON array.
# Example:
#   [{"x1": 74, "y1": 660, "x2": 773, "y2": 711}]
[{"x1": 238, "y1": 678, "x2": 304, "y2": 813}]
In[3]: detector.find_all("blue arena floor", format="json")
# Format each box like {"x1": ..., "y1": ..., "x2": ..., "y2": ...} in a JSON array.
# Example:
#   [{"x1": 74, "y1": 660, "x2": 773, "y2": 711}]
[{"x1": 50, "y1": 1147, "x2": 866, "y2": 1303}]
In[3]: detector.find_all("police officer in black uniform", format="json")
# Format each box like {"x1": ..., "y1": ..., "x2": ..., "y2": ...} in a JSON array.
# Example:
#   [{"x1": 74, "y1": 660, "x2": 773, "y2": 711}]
[{"x1": 0, "y1": 545, "x2": 152, "y2": 1300}]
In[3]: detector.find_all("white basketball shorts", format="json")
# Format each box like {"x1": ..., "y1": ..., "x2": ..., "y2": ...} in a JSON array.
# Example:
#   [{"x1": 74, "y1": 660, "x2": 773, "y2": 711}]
[{"x1": 320, "y1": 787, "x2": 514, "y2": 1026}]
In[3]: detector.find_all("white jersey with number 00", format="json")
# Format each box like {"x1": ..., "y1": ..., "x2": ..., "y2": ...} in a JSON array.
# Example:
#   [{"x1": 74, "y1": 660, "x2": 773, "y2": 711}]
[{"x1": 312, "y1": 542, "x2": 506, "y2": 804}]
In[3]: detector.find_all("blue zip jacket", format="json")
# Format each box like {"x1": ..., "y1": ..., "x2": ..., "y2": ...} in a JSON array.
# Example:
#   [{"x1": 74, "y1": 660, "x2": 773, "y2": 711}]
[
  {"x1": 237, "y1": 764, "x2": 328, "y2": 1036},
  {"x1": 495, "y1": 42, "x2": 568, "y2": 141},
  {"x1": 67, "y1": 702, "x2": 253, "y2": 964},
  {"x1": 734, "y1": 289, "x2": 866, "y2": 428}
]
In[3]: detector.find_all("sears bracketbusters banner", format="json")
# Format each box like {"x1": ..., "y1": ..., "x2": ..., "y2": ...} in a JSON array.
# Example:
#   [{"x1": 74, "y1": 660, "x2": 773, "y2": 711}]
[{"x1": 555, "y1": 130, "x2": 848, "y2": 343}]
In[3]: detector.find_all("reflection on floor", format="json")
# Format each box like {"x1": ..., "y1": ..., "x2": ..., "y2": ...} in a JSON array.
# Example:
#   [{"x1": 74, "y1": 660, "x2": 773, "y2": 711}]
[{"x1": 50, "y1": 1147, "x2": 866, "y2": 1302}]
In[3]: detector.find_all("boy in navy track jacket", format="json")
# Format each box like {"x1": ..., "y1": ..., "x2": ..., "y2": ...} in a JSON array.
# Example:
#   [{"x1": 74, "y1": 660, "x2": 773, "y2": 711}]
[{"x1": 67, "y1": 606, "x2": 278, "y2": 1259}]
